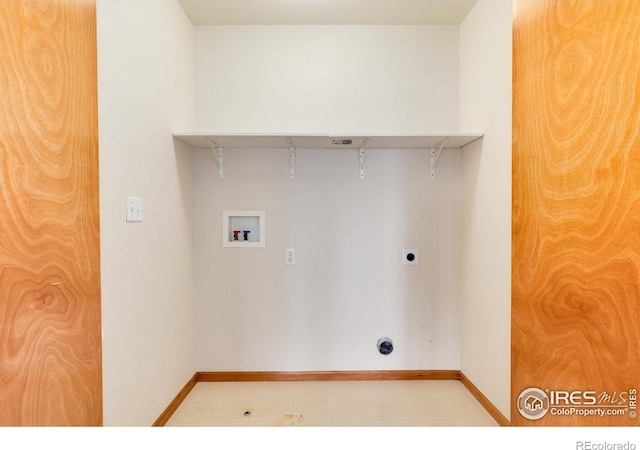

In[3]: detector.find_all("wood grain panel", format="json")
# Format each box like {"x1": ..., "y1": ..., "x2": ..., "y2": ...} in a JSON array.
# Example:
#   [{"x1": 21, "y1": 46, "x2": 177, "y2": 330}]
[
  {"x1": 512, "y1": 0, "x2": 640, "y2": 426},
  {"x1": 0, "y1": 0, "x2": 102, "y2": 426}
]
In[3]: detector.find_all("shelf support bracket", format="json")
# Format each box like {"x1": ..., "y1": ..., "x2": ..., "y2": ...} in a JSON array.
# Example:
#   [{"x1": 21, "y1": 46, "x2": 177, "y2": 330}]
[
  {"x1": 205, "y1": 136, "x2": 224, "y2": 179},
  {"x1": 288, "y1": 137, "x2": 295, "y2": 179},
  {"x1": 430, "y1": 137, "x2": 448, "y2": 179},
  {"x1": 360, "y1": 137, "x2": 368, "y2": 179}
]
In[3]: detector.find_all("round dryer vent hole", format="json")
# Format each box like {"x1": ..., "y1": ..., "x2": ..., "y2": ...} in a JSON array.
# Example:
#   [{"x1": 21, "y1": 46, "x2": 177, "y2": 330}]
[{"x1": 377, "y1": 337, "x2": 394, "y2": 355}]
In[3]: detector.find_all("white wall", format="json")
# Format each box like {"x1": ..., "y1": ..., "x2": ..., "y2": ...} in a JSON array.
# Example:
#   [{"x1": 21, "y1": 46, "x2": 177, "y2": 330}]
[
  {"x1": 459, "y1": 2, "x2": 512, "y2": 419},
  {"x1": 195, "y1": 26, "x2": 459, "y2": 134},
  {"x1": 194, "y1": 26, "x2": 463, "y2": 371},
  {"x1": 97, "y1": 0, "x2": 196, "y2": 425}
]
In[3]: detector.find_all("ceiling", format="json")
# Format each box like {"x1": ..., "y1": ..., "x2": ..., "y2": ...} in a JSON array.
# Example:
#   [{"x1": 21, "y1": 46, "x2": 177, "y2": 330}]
[{"x1": 177, "y1": 0, "x2": 477, "y2": 26}]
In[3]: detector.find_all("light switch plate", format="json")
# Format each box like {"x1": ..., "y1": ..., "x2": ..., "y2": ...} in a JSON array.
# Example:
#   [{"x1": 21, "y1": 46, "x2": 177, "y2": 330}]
[{"x1": 126, "y1": 196, "x2": 142, "y2": 222}]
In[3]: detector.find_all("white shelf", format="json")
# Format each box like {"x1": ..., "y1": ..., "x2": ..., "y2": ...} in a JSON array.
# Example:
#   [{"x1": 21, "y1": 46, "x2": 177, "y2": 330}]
[
  {"x1": 173, "y1": 132, "x2": 483, "y2": 179},
  {"x1": 173, "y1": 132, "x2": 482, "y2": 150}
]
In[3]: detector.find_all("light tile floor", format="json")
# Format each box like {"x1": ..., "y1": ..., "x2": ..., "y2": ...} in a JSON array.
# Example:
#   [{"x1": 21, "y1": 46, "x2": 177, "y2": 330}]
[{"x1": 165, "y1": 380, "x2": 499, "y2": 427}]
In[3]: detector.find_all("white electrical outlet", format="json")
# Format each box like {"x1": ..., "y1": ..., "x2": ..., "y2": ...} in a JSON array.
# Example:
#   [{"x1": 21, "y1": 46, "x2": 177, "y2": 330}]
[
  {"x1": 285, "y1": 248, "x2": 295, "y2": 265},
  {"x1": 126, "y1": 196, "x2": 142, "y2": 222}
]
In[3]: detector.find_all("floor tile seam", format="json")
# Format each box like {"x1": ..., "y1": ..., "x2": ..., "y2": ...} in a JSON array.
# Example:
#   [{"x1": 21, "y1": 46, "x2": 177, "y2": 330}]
[
  {"x1": 256, "y1": 392, "x2": 297, "y2": 399},
  {"x1": 366, "y1": 390, "x2": 415, "y2": 400},
  {"x1": 292, "y1": 392, "x2": 332, "y2": 399},
  {"x1": 437, "y1": 391, "x2": 478, "y2": 399},
  {"x1": 214, "y1": 400, "x2": 321, "y2": 416},
  {"x1": 292, "y1": 397, "x2": 333, "y2": 410},
  {"x1": 404, "y1": 400, "x2": 461, "y2": 421},
  {"x1": 213, "y1": 391, "x2": 259, "y2": 395},
  {"x1": 395, "y1": 385, "x2": 453, "y2": 397},
  {"x1": 212, "y1": 393, "x2": 262, "y2": 401},
  {"x1": 234, "y1": 405, "x2": 296, "y2": 420},
  {"x1": 333, "y1": 396, "x2": 416, "y2": 422},
  {"x1": 167, "y1": 406, "x2": 218, "y2": 420},
  {"x1": 329, "y1": 399, "x2": 374, "y2": 422},
  {"x1": 181, "y1": 397, "x2": 469, "y2": 414},
  {"x1": 210, "y1": 402, "x2": 257, "y2": 417},
  {"x1": 329, "y1": 420, "x2": 374, "y2": 426},
  {"x1": 209, "y1": 416, "x2": 283, "y2": 426},
  {"x1": 439, "y1": 400, "x2": 497, "y2": 422},
  {"x1": 370, "y1": 418, "x2": 431, "y2": 424}
]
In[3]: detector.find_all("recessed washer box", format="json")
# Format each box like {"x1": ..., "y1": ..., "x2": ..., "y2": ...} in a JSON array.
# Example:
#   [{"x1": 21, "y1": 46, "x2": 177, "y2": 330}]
[
  {"x1": 222, "y1": 210, "x2": 265, "y2": 248},
  {"x1": 402, "y1": 249, "x2": 419, "y2": 265}
]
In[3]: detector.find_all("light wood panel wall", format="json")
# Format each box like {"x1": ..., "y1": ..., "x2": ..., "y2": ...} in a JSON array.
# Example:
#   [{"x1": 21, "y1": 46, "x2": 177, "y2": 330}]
[
  {"x1": 512, "y1": 1, "x2": 640, "y2": 426},
  {"x1": 0, "y1": 0, "x2": 102, "y2": 426}
]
